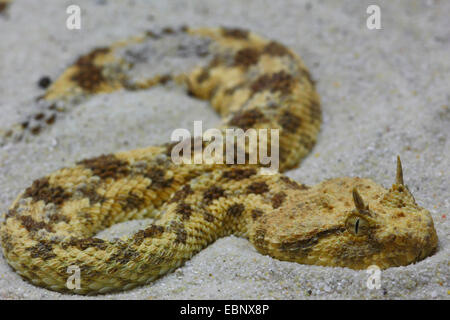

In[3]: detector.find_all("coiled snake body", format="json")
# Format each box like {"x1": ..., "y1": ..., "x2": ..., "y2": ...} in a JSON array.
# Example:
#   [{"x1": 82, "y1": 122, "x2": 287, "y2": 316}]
[{"x1": 0, "y1": 27, "x2": 438, "y2": 294}]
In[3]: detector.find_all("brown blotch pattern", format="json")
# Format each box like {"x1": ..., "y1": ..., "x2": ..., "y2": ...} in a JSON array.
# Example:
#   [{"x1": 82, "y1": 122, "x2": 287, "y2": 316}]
[
  {"x1": 247, "y1": 181, "x2": 269, "y2": 194},
  {"x1": 78, "y1": 185, "x2": 104, "y2": 204},
  {"x1": 134, "y1": 225, "x2": 165, "y2": 245},
  {"x1": 202, "y1": 211, "x2": 215, "y2": 223},
  {"x1": 251, "y1": 209, "x2": 264, "y2": 220},
  {"x1": 271, "y1": 192, "x2": 287, "y2": 209},
  {"x1": 280, "y1": 176, "x2": 309, "y2": 190},
  {"x1": 48, "y1": 213, "x2": 70, "y2": 224},
  {"x1": 227, "y1": 203, "x2": 245, "y2": 217},
  {"x1": 107, "y1": 244, "x2": 139, "y2": 265},
  {"x1": 0, "y1": 3, "x2": 8, "y2": 14},
  {"x1": 298, "y1": 132, "x2": 315, "y2": 150},
  {"x1": 228, "y1": 109, "x2": 267, "y2": 131},
  {"x1": 203, "y1": 186, "x2": 225, "y2": 204},
  {"x1": 280, "y1": 227, "x2": 346, "y2": 253},
  {"x1": 197, "y1": 69, "x2": 210, "y2": 83},
  {"x1": 234, "y1": 48, "x2": 260, "y2": 68},
  {"x1": 122, "y1": 192, "x2": 145, "y2": 211},
  {"x1": 263, "y1": 41, "x2": 292, "y2": 57},
  {"x1": 251, "y1": 71, "x2": 295, "y2": 95},
  {"x1": 23, "y1": 177, "x2": 72, "y2": 206},
  {"x1": 77, "y1": 154, "x2": 130, "y2": 180},
  {"x1": 176, "y1": 203, "x2": 192, "y2": 220},
  {"x1": 170, "y1": 221, "x2": 188, "y2": 244},
  {"x1": 63, "y1": 237, "x2": 107, "y2": 251},
  {"x1": 170, "y1": 185, "x2": 193, "y2": 203},
  {"x1": 222, "y1": 168, "x2": 257, "y2": 180},
  {"x1": 145, "y1": 168, "x2": 173, "y2": 189},
  {"x1": 20, "y1": 215, "x2": 53, "y2": 233},
  {"x1": 1, "y1": 233, "x2": 13, "y2": 253},
  {"x1": 71, "y1": 47, "x2": 109, "y2": 92},
  {"x1": 253, "y1": 229, "x2": 267, "y2": 251},
  {"x1": 27, "y1": 241, "x2": 56, "y2": 260},
  {"x1": 222, "y1": 27, "x2": 249, "y2": 39},
  {"x1": 279, "y1": 110, "x2": 302, "y2": 133}
]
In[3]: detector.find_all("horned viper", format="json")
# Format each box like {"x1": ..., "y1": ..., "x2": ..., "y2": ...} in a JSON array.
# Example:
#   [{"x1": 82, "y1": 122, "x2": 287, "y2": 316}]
[{"x1": 0, "y1": 27, "x2": 438, "y2": 294}]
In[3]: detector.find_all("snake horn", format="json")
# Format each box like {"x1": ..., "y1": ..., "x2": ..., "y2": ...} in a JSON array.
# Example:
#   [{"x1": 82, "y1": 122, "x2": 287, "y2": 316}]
[
  {"x1": 352, "y1": 188, "x2": 366, "y2": 213},
  {"x1": 396, "y1": 155, "x2": 404, "y2": 185}
]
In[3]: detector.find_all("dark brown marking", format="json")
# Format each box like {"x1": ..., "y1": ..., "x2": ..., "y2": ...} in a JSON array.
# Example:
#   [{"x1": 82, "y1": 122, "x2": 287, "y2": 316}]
[
  {"x1": 176, "y1": 203, "x2": 193, "y2": 220},
  {"x1": 224, "y1": 83, "x2": 244, "y2": 95},
  {"x1": 48, "y1": 213, "x2": 70, "y2": 224},
  {"x1": 77, "y1": 154, "x2": 129, "y2": 180},
  {"x1": 159, "y1": 74, "x2": 172, "y2": 84},
  {"x1": 19, "y1": 215, "x2": 53, "y2": 233},
  {"x1": 279, "y1": 110, "x2": 302, "y2": 133},
  {"x1": 107, "y1": 244, "x2": 139, "y2": 265},
  {"x1": 27, "y1": 241, "x2": 56, "y2": 260},
  {"x1": 280, "y1": 176, "x2": 309, "y2": 190},
  {"x1": 145, "y1": 168, "x2": 173, "y2": 189},
  {"x1": 1, "y1": 233, "x2": 13, "y2": 253},
  {"x1": 202, "y1": 211, "x2": 215, "y2": 223},
  {"x1": 298, "y1": 132, "x2": 315, "y2": 150},
  {"x1": 172, "y1": 222, "x2": 187, "y2": 244},
  {"x1": 71, "y1": 47, "x2": 109, "y2": 92},
  {"x1": 234, "y1": 48, "x2": 260, "y2": 68},
  {"x1": 227, "y1": 203, "x2": 245, "y2": 217},
  {"x1": 5, "y1": 208, "x2": 17, "y2": 220},
  {"x1": 222, "y1": 168, "x2": 257, "y2": 180},
  {"x1": 301, "y1": 68, "x2": 316, "y2": 86},
  {"x1": 0, "y1": 3, "x2": 7, "y2": 14},
  {"x1": 197, "y1": 69, "x2": 210, "y2": 83},
  {"x1": 309, "y1": 102, "x2": 322, "y2": 121},
  {"x1": 228, "y1": 109, "x2": 267, "y2": 131},
  {"x1": 279, "y1": 227, "x2": 346, "y2": 253},
  {"x1": 263, "y1": 41, "x2": 292, "y2": 57},
  {"x1": 222, "y1": 27, "x2": 249, "y2": 39},
  {"x1": 23, "y1": 177, "x2": 72, "y2": 206},
  {"x1": 251, "y1": 209, "x2": 264, "y2": 220},
  {"x1": 203, "y1": 186, "x2": 225, "y2": 204},
  {"x1": 253, "y1": 229, "x2": 267, "y2": 251},
  {"x1": 134, "y1": 225, "x2": 165, "y2": 245},
  {"x1": 122, "y1": 192, "x2": 145, "y2": 211},
  {"x1": 250, "y1": 71, "x2": 295, "y2": 95},
  {"x1": 78, "y1": 185, "x2": 104, "y2": 204},
  {"x1": 169, "y1": 185, "x2": 193, "y2": 203},
  {"x1": 64, "y1": 237, "x2": 107, "y2": 251},
  {"x1": 247, "y1": 181, "x2": 269, "y2": 194},
  {"x1": 271, "y1": 192, "x2": 287, "y2": 209}
]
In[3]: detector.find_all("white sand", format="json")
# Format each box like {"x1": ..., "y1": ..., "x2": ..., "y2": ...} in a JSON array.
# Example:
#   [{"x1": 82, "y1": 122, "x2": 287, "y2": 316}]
[{"x1": 0, "y1": 0, "x2": 448, "y2": 299}]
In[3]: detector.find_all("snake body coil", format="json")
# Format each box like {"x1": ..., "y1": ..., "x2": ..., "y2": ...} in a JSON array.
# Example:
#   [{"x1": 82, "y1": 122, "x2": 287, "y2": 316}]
[{"x1": 0, "y1": 27, "x2": 438, "y2": 294}]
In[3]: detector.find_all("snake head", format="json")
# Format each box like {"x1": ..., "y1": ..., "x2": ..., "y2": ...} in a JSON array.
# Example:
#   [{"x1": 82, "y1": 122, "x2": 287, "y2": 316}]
[{"x1": 341, "y1": 156, "x2": 438, "y2": 269}]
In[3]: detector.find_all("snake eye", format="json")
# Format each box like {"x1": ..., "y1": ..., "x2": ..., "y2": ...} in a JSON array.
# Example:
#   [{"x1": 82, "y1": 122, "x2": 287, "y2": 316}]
[{"x1": 346, "y1": 215, "x2": 370, "y2": 236}]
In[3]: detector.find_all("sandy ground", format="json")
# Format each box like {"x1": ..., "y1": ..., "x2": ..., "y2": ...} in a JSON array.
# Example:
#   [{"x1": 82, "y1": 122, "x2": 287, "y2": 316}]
[{"x1": 0, "y1": 0, "x2": 448, "y2": 299}]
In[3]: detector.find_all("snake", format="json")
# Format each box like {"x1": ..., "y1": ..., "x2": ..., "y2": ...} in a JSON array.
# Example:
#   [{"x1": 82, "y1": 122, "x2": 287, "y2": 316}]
[{"x1": 0, "y1": 26, "x2": 438, "y2": 294}]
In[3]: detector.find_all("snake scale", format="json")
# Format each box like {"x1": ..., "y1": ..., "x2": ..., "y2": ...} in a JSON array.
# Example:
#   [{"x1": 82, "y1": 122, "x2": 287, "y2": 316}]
[{"x1": 0, "y1": 27, "x2": 438, "y2": 294}]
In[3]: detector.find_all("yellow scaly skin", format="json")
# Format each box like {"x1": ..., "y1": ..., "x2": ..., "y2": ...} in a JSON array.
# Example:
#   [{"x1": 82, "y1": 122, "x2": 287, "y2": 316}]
[{"x1": 0, "y1": 27, "x2": 438, "y2": 294}]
